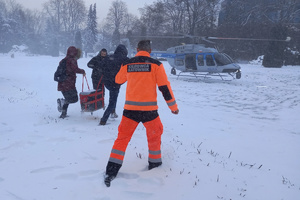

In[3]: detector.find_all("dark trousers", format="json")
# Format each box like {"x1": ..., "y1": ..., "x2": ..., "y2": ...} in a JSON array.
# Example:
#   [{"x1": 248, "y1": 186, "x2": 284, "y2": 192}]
[
  {"x1": 100, "y1": 86, "x2": 119, "y2": 123},
  {"x1": 62, "y1": 89, "x2": 78, "y2": 104},
  {"x1": 61, "y1": 89, "x2": 78, "y2": 113}
]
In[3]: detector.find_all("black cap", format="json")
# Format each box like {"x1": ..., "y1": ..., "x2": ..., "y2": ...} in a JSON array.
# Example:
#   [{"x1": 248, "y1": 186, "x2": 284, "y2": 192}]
[{"x1": 101, "y1": 48, "x2": 107, "y2": 53}]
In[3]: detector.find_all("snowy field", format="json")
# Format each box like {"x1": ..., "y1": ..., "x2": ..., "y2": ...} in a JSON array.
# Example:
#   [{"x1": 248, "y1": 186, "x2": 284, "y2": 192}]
[{"x1": 0, "y1": 54, "x2": 299, "y2": 200}]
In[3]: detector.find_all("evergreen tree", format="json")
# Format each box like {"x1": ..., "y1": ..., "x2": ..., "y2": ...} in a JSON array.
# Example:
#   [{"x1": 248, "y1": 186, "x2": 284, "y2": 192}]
[
  {"x1": 43, "y1": 19, "x2": 59, "y2": 56},
  {"x1": 262, "y1": 24, "x2": 288, "y2": 68},
  {"x1": 75, "y1": 31, "x2": 83, "y2": 51},
  {"x1": 92, "y1": 4, "x2": 97, "y2": 35},
  {"x1": 84, "y1": 4, "x2": 98, "y2": 55},
  {"x1": 0, "y1": 17, "x2": 11, "y2": 53}
]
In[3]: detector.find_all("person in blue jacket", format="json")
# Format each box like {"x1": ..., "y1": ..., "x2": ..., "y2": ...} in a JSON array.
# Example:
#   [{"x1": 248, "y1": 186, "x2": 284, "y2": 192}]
[{"x1": 99, "y1": 44, "x2": 129, "y2": 125}]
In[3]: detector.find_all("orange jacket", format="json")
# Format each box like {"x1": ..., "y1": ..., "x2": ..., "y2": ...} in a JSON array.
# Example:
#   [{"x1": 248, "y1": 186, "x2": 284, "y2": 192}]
[{"x1": 115, "y1": 51, "x2": 178, "y2": 111}]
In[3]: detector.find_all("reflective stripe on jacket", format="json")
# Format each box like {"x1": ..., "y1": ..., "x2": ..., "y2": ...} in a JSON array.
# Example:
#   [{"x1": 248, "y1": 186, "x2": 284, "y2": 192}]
[{"x1": 115, "y1": 51, "x2": 178, "y2": 111}]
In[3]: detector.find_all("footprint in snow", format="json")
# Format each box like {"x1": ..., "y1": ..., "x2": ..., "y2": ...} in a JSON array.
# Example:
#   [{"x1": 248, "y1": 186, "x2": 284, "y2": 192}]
[
  {"x1": 118, "y1": 172, "x2": 139, "y2": 179},
  {"x1": 55, "y1": 173, "x2": 78, "y2": 180},
  {"x1": 30, "y1": 166, "x2": 64, "y2": 173},
  {"x1": 78, "y1": 169, "x2": 100, "y2": 176},
  {"x1": 121, "y1": 191, "x2": 153, "y2": 199}
]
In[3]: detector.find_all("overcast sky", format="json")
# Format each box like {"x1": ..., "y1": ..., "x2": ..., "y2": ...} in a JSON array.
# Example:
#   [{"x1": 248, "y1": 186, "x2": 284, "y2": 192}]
[{"x1": 14, "y1": 0, "x2": 156, "y2": 20}]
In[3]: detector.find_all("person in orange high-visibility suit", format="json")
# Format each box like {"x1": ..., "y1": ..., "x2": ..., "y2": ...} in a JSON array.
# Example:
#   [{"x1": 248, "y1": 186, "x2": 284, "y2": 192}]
[{"x1": 104, "y1": 40, "x2": 179, "y2": 187}]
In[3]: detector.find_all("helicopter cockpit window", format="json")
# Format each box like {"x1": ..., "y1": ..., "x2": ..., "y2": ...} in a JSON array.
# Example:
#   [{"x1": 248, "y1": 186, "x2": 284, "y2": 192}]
[
  {"x1": 205, "y1": 55, "x2": 216, "y2": 66},
  {"x1": 214, "y1": 53, "x2": 233, "y2": 66},
  {"x1": 197, "y1": 55, "x2": 204, "y2": 66},
  {"x1": 175, "y1": 58, "x2": 184, "y2": 66}
]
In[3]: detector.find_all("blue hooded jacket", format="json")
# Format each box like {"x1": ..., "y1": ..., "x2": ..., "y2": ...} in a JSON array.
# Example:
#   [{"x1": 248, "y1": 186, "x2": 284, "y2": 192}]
[{"x1": 103, "y1": 44, "x2": 129, "y2": 89}]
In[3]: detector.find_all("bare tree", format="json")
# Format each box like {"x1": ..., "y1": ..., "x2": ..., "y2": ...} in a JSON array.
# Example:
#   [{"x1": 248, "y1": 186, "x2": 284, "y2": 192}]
[
  {"x1": 106, "y1": 0, "x2": 128, "y2": 33},
  {"x1": 0, "y1": 0, "x2": 8, "y2": 18},
  {"x1": 220, "y1": 0, "x2": 300, "y2": 26},
  {"x1": 43, "y1": 0, "x2": 86, "y2": 32},
  {"x1": 263, "y1": 0, "x2": 300, "y2": 24},
  {"x1": 61, "y1": 0, "x2": 86, "y2": 31},
  {"x1": 138, "y1": 0, "x2": 222, "y2": 37},
  {"x1": 163, "y1": 0, "x2": 186, "y2": 34},
  {"x1": 183, "y1": 0, "x2": 222, "y2": 35},
  {"x1": 43, "y1": 0, "x2": 63, "y2": 32},
  {"x1": 122, "y1": 13, "x2": 139, "y2": 34},
  {"x1": 140, "y1": 1, "x2": 167, "y2": 35}
]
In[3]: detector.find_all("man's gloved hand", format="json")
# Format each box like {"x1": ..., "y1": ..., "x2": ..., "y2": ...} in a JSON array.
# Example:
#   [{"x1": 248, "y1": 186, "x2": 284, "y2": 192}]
[{"x1": 171, "y1": 109, "x2": 179, "y2": 114}]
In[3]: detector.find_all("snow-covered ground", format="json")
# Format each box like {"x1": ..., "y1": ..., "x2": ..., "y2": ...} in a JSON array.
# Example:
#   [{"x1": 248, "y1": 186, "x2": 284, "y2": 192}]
[{"x1": 0, "y1": 54, "x2": 299, "y2": 200}]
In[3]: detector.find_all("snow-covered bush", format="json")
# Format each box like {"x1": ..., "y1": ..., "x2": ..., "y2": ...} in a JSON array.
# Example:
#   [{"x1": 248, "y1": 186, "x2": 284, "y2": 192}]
[
  {"x1": 249, "y1": 55, "x2": 264, "y2": 65},
  {"x1": 8, "y1": 45, "x2": 29, "y2": 56}
]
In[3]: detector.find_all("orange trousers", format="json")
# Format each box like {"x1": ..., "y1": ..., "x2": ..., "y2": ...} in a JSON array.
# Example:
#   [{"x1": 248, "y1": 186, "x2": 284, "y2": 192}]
[{"x1": 108, "y1": 114, "x2": 163, "y2": 165}]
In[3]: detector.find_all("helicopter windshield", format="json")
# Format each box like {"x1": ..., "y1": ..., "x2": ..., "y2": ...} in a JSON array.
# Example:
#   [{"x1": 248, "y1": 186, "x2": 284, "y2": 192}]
[{"x1": 214, "y1": 53, "x2": 233, "y2": 66}]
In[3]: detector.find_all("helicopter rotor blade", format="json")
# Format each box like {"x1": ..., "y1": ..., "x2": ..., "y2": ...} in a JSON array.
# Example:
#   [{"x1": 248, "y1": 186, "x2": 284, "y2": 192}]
[
  {"x1": 207, "y1": 36, "x2": 291, "y2": 42},
  {"x1": 132, "y1": 35, "x2": 185, "y2": 39},
  {"x1": 131, "y1": 33, "x2": 291, "y2": 43},
  {"x1": 200, "y1": 37, "x2": 216, "y2": 44}
]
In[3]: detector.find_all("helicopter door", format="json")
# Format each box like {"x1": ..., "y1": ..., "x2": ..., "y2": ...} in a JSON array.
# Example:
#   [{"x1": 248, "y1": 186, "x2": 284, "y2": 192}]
[
  {"x1": 205, "y1": 55, "x2": 216, "y2": 67},
  {"x1": 197, "y1": 54, "x2": 204, "y2": 71},
  {"x1": 205, "y1": 54, "x2": 217, "y2": 72},
  {"x1": 185, "y1": 54, "x2": 197, "y2": 71}
]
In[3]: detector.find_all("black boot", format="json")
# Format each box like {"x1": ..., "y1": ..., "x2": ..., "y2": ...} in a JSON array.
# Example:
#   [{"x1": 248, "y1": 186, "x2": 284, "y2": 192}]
[
  {"x1": 99, "y1": 120, "x2": 106, "y2": 125},
  {"x1": 60, "y1": 111, "x2": 67, "y2": 119},
  {"x1": 104, "y1": 161, "x2": 122, "y2": 187},
  {"x1": 60, "y1": 103, "x2": 69, "y2": 119},
  {"x1": 148, "y1": 161, "x2": 162, "y2": 170}
]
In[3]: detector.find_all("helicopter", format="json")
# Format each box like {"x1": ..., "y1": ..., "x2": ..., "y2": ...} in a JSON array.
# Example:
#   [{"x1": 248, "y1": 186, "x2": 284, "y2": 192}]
[
  {"x1": 128, "y1": 34, "x2": 242, "y2": 80},
  {"x1": 123, "y1": 35, "x2": 291, "y2": 80},
  {"x1": 150, "y1": 43, "x2": 242, "y2": 80}
]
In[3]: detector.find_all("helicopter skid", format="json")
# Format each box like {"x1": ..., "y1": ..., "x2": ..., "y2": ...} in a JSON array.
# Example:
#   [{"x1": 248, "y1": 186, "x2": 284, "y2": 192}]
[{"x1": 176, "y1": 71, "x2": 238, "y2": 81}]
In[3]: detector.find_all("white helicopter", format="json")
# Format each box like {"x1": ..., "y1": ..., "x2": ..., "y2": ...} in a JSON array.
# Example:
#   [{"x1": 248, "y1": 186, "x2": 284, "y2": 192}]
[
  {"x1": 151, "y1": 42, "x2": 241, "y2": 80},
  {"x1": 132, "y1": 34, "x2": 242, "y2": 80},
  {"x1": 124, "y1": 35, "x2": 290, "y2": 80}
]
